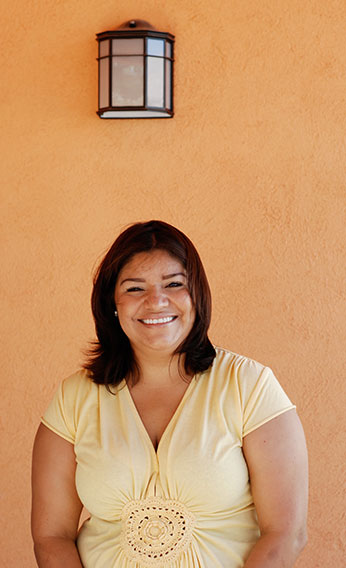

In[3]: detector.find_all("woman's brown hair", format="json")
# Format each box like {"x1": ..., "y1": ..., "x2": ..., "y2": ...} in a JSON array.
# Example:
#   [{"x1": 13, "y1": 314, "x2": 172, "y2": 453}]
[{"x1": 84, "y1": 220, "x2": 215, "y2": 388}]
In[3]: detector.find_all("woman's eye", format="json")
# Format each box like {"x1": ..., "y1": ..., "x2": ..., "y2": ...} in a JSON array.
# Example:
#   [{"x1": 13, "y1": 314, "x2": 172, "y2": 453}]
[
  {"x1": 127, "y1": 286, "x2": 143, "y2": 292},
  {"x1": 166, "y1": 281, "x2": 183, "y2": 288}
]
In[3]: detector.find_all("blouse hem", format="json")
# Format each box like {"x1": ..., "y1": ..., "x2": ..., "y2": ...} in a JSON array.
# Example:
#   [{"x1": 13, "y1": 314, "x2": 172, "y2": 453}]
[
  {"x1": 242, "y1": 404, "x2": 296, "y2": 438},
  {"x1": 41, "y1": 417, "x2": 75, "y2": 444}
]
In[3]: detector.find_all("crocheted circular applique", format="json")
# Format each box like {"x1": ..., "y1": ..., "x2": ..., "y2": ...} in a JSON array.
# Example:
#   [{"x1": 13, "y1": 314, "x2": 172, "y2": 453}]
[{"x1": 121, "y1": 497, "x2": 195, "y2": 566}]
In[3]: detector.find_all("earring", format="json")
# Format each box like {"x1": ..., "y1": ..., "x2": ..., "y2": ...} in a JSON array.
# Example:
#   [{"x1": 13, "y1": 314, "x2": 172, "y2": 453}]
[{"x1": 114, "y1": 310, "x2": 118, "y2": 317}]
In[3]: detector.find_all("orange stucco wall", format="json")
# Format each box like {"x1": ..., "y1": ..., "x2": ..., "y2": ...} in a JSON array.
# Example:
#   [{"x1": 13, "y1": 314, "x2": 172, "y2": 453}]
[{"x1": 1, "y1": 1, "x2": 345, "y2": 565}]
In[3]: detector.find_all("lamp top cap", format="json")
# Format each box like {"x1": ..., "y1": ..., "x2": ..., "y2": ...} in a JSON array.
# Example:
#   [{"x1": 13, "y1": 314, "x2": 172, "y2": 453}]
[
  {"x1": 96, "y1": 20, "x2": 175, "y2": 41},
  {"x1": 118, "y1": 19, "x2": 157, "y2": 31}
]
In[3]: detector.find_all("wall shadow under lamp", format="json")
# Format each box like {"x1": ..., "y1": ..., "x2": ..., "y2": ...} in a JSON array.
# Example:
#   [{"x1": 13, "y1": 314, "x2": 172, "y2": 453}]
[{"x1": 96, "y1": 20, "x2": 175, "y2": 118}]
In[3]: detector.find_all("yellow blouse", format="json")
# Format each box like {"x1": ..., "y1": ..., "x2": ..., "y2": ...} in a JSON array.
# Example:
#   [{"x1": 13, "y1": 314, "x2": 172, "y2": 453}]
[{"x1": 42, "y1": 347, "x2": 295, "y2": 567}]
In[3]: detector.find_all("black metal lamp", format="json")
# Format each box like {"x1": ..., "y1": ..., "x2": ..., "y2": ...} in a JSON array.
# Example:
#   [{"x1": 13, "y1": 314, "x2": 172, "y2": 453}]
[{"x1": 96, "y1": 20, "x2": 174, "y2": 118}]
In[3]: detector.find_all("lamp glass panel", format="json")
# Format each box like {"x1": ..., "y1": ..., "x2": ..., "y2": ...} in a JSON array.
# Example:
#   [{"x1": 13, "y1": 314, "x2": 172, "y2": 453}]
[
  {"x1": 112, "y1": 56, "x2": 144, "y2": 106},
  {"x1": 165, "y1": 42, "x2": 172, "y2": 58},
  {"x1": 147, "y1": 38, "x2": 165, "y2": 57},
  {"x1": 146, "y1": 56, "x2": 164, "y2": 108},
  {"x1": 165, "y1": 60, "x2": 172, "y2": 109},
  {"x1": 99, "y1": 58, "x2": 109, "y2": 108},
  {"x1": 112, "y1": 38, "x2": 144, "y2": 55},
  {"x1": 99, "y1": 40, "x2": 109, "y2": 57}
]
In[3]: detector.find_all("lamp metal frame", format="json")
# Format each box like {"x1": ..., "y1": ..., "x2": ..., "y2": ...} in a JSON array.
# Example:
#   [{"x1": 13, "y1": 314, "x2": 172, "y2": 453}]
[{"x1": 96, "y1": 22, "x2": 175, "y2": 119}]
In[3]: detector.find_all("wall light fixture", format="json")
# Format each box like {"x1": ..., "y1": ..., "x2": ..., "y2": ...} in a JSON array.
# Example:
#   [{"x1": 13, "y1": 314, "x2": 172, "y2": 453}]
[{"x1": 97, "y1": 20, "x2": 174, "y2": 118}]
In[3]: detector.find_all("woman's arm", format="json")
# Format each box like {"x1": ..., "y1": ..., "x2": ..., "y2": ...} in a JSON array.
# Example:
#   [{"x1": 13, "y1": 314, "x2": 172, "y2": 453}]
[
  {"x1": 242, "y1": 409, "x2": 308, "y2": 567},
  {"x1": 31, "y1": 424, "x2": 83, "y2": 567}
]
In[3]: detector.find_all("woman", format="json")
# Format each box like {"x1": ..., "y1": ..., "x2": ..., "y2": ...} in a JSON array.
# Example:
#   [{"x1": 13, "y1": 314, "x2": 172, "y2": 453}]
[{"x1": 32, "y1": 220, "x2": 308, "y2": 567}]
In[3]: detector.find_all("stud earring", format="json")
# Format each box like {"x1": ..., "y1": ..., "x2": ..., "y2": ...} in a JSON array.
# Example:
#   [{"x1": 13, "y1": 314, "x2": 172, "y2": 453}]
[{"x1": 114, "y1": 310, "x2": 118, "y2": 317}]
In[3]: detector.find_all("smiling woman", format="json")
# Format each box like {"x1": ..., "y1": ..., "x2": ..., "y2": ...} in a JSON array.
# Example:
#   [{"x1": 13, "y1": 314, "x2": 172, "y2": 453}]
[
  {"x1": 32, "y1": 220, "x2": 308, "y2": 568},
  {"x1": 84, "y1": 220, "x2": 215, "y2": 388}
]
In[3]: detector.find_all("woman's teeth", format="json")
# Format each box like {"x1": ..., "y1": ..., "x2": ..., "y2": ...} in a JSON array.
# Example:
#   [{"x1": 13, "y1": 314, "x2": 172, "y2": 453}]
[{"x1": 141, "y1": 316, "x2": 175, "y2": 325}]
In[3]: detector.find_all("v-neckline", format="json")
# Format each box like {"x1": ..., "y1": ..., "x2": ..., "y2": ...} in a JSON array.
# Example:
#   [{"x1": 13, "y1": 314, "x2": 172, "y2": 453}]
[{"x1": 123, "y1": 376, "x2": 197, "y2": 456}]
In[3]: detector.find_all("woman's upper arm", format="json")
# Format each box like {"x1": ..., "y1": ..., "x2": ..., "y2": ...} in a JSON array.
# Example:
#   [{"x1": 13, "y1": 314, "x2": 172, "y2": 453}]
[
  {"x1": 31, "y1": 423, "x2": 83, "y2": 543},
  {"x1": 242, "y1": 409, "x2": 308, "y2": 540}
]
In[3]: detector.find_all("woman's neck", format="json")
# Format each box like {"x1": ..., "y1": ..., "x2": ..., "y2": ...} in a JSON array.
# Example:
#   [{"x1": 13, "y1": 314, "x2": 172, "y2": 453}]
[{"x1": 129, "y1": 349, "x2": 190, "y2": 388}]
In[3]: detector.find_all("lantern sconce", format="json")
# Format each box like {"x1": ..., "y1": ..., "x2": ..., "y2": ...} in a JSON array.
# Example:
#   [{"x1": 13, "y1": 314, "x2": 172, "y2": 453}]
[{"x1": 96, "y1": 19, "x2": 174, "y2": 118}]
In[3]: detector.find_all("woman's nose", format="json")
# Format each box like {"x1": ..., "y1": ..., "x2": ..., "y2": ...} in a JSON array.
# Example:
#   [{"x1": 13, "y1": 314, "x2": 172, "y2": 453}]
[{"x1": 145, "y1": 288, "x2": 169, "y2": 308}]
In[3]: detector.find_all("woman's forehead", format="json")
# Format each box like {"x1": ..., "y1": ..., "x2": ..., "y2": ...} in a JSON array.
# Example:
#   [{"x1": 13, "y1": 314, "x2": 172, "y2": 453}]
[{"x1": 118, "y1": 249, "x2": 185, "y2": 277}]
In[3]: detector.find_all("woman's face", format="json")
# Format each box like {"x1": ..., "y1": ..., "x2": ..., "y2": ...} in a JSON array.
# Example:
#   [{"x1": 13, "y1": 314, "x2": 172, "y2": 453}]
[{"x1": 114, "y1": 249, "x2": 195, "y2": 358}]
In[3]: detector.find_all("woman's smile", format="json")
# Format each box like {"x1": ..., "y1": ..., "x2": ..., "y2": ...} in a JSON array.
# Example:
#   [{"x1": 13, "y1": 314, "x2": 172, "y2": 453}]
[{"x1": 139, "y1": 315, "x2": 177, "y2": 325}]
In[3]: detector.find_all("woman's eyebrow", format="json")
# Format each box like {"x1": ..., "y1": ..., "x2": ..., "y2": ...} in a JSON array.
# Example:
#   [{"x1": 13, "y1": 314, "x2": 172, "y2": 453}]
[
  {"x1": 120, "y1": 277, "x2": 145, "y2": 285},
  {"x1": 162, "y1": 272, "x2": 186, "y2": 280}
]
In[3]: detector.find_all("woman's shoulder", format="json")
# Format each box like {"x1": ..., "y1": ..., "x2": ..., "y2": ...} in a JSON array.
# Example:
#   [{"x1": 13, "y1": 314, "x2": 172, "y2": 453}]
[
  {"x1": 211, "y1": 346, "x2": 268, "y2": 377},
  {"x1": 58, "y1": 369, "x2": 124, "y2": 401},
  {"x1": 60, "y1": 367, "x2": 93, "y2": 389},
  {"x1": 209, "y1": 347, "x2": 294, "y2": 436},
  {"x1": 41, "y1": 370, "x2": 96, "y2": 443},
  {"x1": 54, "y1": 368, "x2": 103, "y2": 406},
  {"x1": 207, "y1": 346, "x2": 281, "y2": 396}
]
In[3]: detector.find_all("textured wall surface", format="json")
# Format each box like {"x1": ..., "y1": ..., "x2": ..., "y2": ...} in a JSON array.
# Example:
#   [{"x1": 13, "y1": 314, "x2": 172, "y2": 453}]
[{"x1": 1, "y1": 1, "x2": 345, "y2": 566}]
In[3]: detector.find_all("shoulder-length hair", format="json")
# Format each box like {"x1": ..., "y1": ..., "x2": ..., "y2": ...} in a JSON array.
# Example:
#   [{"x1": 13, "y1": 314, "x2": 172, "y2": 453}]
[{"x1": 84, "y1": 220, "x2": 216, "y2": 388}]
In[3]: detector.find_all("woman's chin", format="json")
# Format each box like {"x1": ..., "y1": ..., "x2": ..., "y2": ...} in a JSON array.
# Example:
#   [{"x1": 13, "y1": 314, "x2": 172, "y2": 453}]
[{"x1": 134, "y1": 338, "x2": 181, "y2": 358}]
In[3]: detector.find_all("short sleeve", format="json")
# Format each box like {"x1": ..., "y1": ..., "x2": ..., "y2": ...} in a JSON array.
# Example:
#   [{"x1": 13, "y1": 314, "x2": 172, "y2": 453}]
[
  {"x1": 241, "y1": 365, "x2": 296, "y2": 437},
  {"x1": 41, "y1": 371, "x2": 91, "y2": 443}
]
